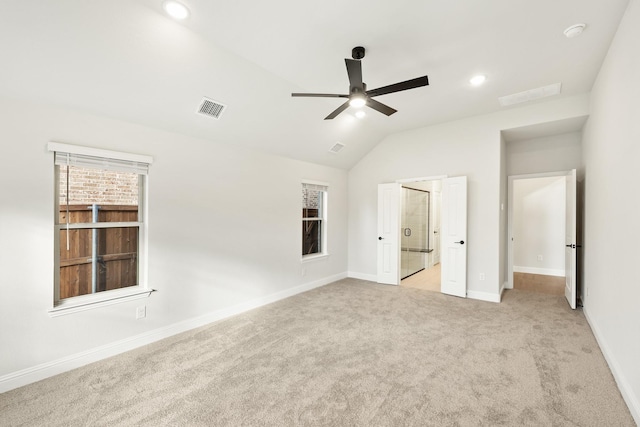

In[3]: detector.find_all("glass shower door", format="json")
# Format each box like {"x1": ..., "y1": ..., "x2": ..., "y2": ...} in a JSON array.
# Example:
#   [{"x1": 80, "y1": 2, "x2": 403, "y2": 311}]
[{"x1": 401, "y1": 187, "x2": 429, "y2": 279}]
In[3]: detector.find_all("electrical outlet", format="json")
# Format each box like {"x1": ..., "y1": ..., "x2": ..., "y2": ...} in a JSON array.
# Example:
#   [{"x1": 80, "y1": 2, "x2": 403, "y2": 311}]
[
  {"x1": 479, "y1": 273, "x2": 485, "y2": 281},
  {"x1": 136, "y1": 305, "x2": 146, "y2": 319},
  {"x1": 301, "y1": 267, "x2": 306, "y2": 277},
  {"x1": 537, "y1": 255, "x2": 543, "y2": 261}
]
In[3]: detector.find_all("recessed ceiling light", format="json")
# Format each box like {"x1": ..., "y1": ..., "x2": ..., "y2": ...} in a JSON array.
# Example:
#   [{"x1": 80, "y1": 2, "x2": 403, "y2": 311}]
[
  {"x1": 469, "y1": 75, "x2": 487, "y2": 86},
  {"x1": 163, "y1": 1, "x2": 190, "y2": 20},
  {"x1": 564, "y1": 23, "x2": 586, "y2": 38},
  {"x1": 355, "y1": 111, "x2": 366, "y2": 119}
]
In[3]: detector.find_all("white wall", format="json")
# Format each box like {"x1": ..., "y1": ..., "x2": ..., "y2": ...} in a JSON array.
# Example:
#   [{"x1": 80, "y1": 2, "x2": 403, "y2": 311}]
[
  {"x1": 0, "y1": 98, "x2": 348, "y2": 386},
  {"x1": 348, "y1": 94, "x2": 589, "y2": 301},
  {"x1": 512, "y1": 177, "x2": 566, "y2": 276},
  {"x1": 499, "y1": 134, "x2": 507, "y2": 290},
  {"x1": 506, "y1": 132, "x2": 583, "y2": 176},
  {"x1": 581, "y1": 0, "x2": 640, "y2": 422}
]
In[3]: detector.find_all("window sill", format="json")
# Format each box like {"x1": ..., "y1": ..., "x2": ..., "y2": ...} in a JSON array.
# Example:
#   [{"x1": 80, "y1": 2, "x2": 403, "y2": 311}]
[
  {"x1": 301, "y1": 253, "x2": 330, "y2": 263},
  {"x1": 48, "y1": 287, "x2": 155, "y2": 317}
]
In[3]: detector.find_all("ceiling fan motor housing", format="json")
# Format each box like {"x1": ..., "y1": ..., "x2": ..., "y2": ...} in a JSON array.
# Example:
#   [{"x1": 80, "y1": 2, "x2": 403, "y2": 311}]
[
  {"x1": 351, "y1": 83, "x2": 367, "y2": 94},
  {"x1": 352, "y1": 46, "x2": 365, "y2": 60}
]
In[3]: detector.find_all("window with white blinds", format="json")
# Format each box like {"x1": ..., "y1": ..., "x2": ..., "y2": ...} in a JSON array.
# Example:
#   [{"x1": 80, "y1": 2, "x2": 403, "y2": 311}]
[
  {"x1": 302, "y1": 182, "x2": 328, "y2": 258},
  {"x1": 53, "y1": 152, "x2": 149, "y2": 175},
  {"x1": 48, "y1": 142, "x2": 152, "y2": 311}
]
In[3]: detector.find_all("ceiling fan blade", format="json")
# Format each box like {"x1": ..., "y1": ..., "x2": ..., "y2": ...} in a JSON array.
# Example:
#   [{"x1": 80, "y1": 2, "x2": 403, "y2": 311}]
[
  {"x1": 366, "y1": 75, "x2": 429, "y2": 97},
  {"x1": 345, "y1": 59, "x2": 363, "y2": 90},
  {"x1": 366, "y1": 98, "x2": 397, "y2": 116},
  {"x1": 292, "y1": 93, "x2": 349, "y2": 98},
  {"x1": 324, "y1": 101, "x2": 351, "y2": 120}
]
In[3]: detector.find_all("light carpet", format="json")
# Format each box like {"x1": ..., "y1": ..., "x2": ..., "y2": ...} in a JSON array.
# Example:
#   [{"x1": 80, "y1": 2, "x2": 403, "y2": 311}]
[{"x1": 0, "y1": 278, "x2": 635, "y2": 426}]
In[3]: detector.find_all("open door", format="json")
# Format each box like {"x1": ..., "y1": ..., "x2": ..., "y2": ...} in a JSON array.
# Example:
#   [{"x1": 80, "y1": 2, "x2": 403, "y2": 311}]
[
  {"x1": 377, "y1": 183, "x2": 401, "y2": 285},
  {"x1": 432, "y1": 191, "x2": 442, "y2": 266},
  {"x1": 441, "y1": 176, "x2": 467, "y2": 297},
  {"x1": 565, "y1": 169, "x2": 577, "y2": 309}
]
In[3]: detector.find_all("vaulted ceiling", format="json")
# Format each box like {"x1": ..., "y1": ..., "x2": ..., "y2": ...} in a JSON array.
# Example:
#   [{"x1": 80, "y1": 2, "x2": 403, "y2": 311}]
[{"x1": 0, "y1": 0, "x2": 630, "y2": 168}]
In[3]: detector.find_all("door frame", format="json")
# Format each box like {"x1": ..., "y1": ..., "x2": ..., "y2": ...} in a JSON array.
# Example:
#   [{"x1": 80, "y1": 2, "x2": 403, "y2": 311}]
[
  {"x1": 506, "y1": 170, "x2": 573, "y2": 290},
  {"x1": 377, "y1": 175, "x2": 447, "y2": 286}
]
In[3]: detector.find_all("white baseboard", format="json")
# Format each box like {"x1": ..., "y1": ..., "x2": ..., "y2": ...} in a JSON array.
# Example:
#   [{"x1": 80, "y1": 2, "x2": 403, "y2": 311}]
[
  {"x1": 499, "y1": 282, "x2": 507, "y2": 300},
  {"x1": 583, "y1": 307, "x2": 640, "y2": 425},
  {"x1": 514, "y1": 266, "x2": 565, "y2": 277},
  {"x1": 467, "y1": 290, "x2": 500, "y2": 302},
  {"x1": 347, "y1": 271, "x2": 377, "y2": 282},
  {"x1": 467, "y1": 290, "x2": 501, "y2": 303},
  {"x1": 0, "y1": 272, "x2": 347, "y2": 394}
]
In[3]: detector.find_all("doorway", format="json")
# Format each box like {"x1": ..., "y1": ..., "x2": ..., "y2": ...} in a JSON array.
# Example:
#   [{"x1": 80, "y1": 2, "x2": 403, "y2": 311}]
[
  {"x1": 399, "y1": 181, "x2": 442, "y2": 292},
  {"x1": 507, "y1": 170, "x2": 577, "y2": 308},
  {"x1": 377, "y1": 175, "x2": 467, "y2": 298}
]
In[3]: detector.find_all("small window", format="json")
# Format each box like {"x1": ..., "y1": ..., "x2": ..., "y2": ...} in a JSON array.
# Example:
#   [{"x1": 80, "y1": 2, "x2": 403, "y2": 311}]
[
  {"x1": 50, "y1": 143, "x2": 152, "y2": 308},
  {"x1": 302, "y1": 182, "x2": 328, "y2": 257}
]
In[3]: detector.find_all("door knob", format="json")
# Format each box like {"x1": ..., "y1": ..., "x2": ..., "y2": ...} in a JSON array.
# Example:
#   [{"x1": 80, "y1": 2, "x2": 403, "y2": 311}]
[
  {"x1": 566, "y1": 244, "x2": 576, "y2": 248},
  {"x1": 454, "y1": 240, "x2": 465, "y2": 245},
  {"x1": 378, "y1": 237, "x2": 383, "y2": 240}
]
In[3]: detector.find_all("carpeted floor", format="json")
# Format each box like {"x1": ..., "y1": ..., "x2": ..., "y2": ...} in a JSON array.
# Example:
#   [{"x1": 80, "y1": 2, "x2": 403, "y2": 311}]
[{"x1": 0, "y1": 278, "x2": 635, "y2": 426}]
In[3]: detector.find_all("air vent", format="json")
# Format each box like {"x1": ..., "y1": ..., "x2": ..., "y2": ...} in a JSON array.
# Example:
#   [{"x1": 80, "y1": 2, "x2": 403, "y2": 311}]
[
  {"x1": 498, "y1": 83, "x2": 562, "y2": 107},
  {"x1": 196, "y1": 97, "x2": 226, "y2": 119},
  {"x1": 329, "y1": 142, "x2": 345, "y2": 154}
]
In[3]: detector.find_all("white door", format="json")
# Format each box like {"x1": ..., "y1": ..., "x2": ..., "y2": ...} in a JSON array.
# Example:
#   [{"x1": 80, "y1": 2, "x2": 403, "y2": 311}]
[
  {"x1": 432, "y1": 191, "x2": 441, "y2": 265},
  {"x1": 565, "y1": 169, "x2": 577, "y2": 309},
  {"x1": 377, "y1": 183, "x2": 401, "y2": 285},
  {"x1": 441, "y1": 176, "x2": 467, "y2": 297}
]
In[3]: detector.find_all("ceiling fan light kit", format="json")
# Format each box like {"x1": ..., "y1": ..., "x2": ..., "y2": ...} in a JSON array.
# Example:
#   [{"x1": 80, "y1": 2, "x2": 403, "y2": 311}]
[
  {"x1": 292, "y1": 46, "x2": 429, "y2": 120},
  {"x1": 349, "y1": 93, "x2": 366, "y2": 108}
]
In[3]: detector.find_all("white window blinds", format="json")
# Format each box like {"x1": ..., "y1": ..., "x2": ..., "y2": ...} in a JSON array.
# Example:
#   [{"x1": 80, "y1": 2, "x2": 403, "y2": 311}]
[
  {"x1": 302, "y1": 182, "x2": 328, "y2": 192},
  {"x1": 48, "y1": 142, "x2": 152, "y2": 175}
]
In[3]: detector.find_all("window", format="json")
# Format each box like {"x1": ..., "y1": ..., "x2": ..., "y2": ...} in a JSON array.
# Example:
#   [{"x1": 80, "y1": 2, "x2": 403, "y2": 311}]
[
  {"x1": 48, "y1": 143, "x2": 152, "y2": 311},
  {"x1": 302, "y1": 182, "x2": 328, "y2": 258}
]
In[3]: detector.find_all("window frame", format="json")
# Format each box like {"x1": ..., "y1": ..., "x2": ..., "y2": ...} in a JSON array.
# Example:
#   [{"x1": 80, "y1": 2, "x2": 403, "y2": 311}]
[
  {"x1": 47, "y1": 142, "x2": 153, "y2": 316},
  {"x1": 301, "y1": 180, "x2": 329, "y2": 262}
]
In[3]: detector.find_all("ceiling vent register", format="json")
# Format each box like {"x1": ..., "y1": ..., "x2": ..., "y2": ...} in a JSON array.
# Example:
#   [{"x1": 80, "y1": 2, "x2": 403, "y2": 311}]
[
  {"x1": 197, "y1": 97, "x2": 226, "y2": 119},
  {"x1": 498, "y1": 83, "x2": 562, "y2": 107},
  {"x1": 329, "y1": 142, "x2": 345, "y2": 154}
]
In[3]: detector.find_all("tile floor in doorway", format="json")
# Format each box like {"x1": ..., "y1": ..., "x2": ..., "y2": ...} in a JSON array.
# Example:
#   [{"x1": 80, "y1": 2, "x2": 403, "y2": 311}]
[
  {"x1": 400, "y1": 263, "x2": 441, "y2": 293},
  {"x1": 400, "y1": 267, "x2": 565, "y2": 297}
]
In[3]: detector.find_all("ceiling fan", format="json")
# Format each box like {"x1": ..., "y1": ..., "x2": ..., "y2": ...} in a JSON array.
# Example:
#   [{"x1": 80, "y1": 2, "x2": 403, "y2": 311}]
[{"x1": 292, "y1": 46, "x2": 429, "y2": 120}]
